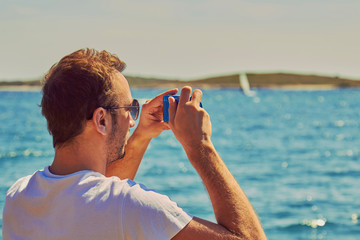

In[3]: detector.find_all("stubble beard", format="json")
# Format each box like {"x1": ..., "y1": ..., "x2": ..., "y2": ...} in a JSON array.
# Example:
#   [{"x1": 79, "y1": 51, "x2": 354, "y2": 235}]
[{"x1": 106, "y1": 122, "x2": 127, "y2": 165}]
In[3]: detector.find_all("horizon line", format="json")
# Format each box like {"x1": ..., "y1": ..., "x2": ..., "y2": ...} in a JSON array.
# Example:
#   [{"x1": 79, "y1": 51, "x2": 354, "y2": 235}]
[{"x1": 1, "y1": 70, "x2": 360, "y2": 82}]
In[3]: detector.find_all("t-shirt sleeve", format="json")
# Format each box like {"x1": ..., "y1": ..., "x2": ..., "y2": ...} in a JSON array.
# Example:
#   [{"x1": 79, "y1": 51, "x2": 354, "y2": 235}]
[{"x1": 120, "y1": 180, "x2": 193, "y2": 240}]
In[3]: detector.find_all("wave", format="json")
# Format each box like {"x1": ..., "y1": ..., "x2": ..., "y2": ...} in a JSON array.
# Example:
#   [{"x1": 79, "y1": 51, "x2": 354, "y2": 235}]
[
  {"x1": 325, "y1": 170, "x2": 360, "y2": 177},
  {"x1": 277, "y1": 218, "x2": 359, "y2": 233},
  {"x1": 278, "y1": 219, "x2": 330, "y2": 231},
  {"x1": 0, "y1": 149, "x2": 53, "y2": 160}
]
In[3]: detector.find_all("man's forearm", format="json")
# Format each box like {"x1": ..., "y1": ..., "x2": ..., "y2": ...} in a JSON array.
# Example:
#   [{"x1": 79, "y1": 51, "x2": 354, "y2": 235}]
[
  {"x1": 184, "y1": 141, "x2": 266, "y2": 239},
  {"x1": 106, "y1": 129, "x2": 151, "y2": 180}
]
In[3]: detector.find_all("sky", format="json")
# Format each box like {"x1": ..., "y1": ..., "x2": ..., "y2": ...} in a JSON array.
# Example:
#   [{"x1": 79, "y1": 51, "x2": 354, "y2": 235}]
[{"x1": 1, "y1": 0, "x2": 359, "y2": 81}]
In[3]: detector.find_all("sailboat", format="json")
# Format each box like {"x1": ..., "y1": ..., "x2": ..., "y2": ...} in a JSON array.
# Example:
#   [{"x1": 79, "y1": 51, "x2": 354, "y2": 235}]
[{"x1": 239, "y1": 73, "x2": 256, "y2": 97}]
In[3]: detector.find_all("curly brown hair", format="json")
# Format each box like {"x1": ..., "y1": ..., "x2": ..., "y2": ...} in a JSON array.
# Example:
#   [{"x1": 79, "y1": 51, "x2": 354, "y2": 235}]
[{"x1": 41, "y1": 48, "x2": 126, "y2": 148}]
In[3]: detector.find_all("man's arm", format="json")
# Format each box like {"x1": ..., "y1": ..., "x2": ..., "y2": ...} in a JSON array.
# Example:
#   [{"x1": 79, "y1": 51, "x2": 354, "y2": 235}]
[
  {"x1": 106, "y1": 88, "x2": 178, "y2": 180},
  {"x1": 169, "y1": 87, "x2": 266, "y2": 240}
]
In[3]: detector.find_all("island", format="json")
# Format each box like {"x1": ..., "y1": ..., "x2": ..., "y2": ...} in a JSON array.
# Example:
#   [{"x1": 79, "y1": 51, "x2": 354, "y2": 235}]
[{"x1": 1, "y1": 73, "x2": 360, "y2": 90}]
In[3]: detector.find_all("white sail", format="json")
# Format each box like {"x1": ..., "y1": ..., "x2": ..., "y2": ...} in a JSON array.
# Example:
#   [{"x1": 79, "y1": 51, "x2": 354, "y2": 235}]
[{"x1": 239, "y1": 73, "x2": 256, "y2": 97}]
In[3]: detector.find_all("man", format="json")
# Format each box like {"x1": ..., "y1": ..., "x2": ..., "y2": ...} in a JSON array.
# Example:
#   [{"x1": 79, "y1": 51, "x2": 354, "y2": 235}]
[{"x1": 3, "y1": 48, "x2": 266, "y2": 239}]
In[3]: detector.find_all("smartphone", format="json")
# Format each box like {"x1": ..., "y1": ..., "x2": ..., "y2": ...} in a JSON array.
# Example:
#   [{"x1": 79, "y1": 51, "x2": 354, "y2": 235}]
[{"x1": 163, "y1": 95, "x2": 203, "y2": 122}]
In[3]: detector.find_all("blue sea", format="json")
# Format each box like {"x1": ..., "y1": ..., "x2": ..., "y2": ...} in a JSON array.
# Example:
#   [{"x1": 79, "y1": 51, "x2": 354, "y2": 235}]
[{"x1": 0, "y1": 88, "x2": 359, "y2": 239}]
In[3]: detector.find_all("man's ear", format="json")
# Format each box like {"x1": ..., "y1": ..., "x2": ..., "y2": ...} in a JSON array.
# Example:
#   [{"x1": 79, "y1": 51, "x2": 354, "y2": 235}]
[{"x1": 92, "y1": 108, "x2": 110, "y2": 135}]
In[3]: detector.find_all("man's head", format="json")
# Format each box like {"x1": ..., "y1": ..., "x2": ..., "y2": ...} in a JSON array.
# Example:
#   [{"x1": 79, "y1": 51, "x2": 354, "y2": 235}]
[{"x1": 41, "y1": 48, "x2": 127, "y2": 148}]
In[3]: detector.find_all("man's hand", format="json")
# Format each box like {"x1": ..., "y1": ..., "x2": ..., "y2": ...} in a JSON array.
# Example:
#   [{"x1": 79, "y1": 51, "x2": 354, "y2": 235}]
[
  {"x1": 135, "y1": 88, "x2": 178, "y2": 140},
  {"x1": 168, "y1": 86, "x2": 211, "y2": 151}
]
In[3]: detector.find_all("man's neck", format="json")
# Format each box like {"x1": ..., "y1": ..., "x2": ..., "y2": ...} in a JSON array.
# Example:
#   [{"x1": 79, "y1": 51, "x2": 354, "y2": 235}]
[{"x1": 50, "y1": 140, "x2": 106, "y2": 176}]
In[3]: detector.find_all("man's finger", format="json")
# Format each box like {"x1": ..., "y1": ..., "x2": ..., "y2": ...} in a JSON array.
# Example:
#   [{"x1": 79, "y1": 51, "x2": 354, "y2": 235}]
[
  {"x1": 168, "y1": 96, "x2": 177, "y2": 124},
  {"x1": 191, "y1": 89, "x2": 202, "y2": 106},
  {"x1": 178, "y1": 86, "x2": 192, "y2": 106},
  {"x1": 149, "y1": 88, "x2": 178, "y2": 106},
  {"x1": 161, "y1": 122, "x2": 171, "y2": 131}
]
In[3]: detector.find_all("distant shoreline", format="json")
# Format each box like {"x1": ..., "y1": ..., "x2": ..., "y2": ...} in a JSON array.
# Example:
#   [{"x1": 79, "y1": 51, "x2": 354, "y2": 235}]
[
  {"x1": 0, "y1": 86, "x2": 42, "y2": 92},
  {"x1": 1, "y1": 72, "x2": 360, "y2": 91},
  {"x1": 0, "y1": 84, "x2": 353, "y2": 92}
]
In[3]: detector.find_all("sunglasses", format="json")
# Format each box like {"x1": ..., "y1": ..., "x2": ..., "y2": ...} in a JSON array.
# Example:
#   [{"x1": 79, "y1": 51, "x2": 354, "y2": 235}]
[{"x1": 103, "y1": 99, "x2": 140, "y2": 120}]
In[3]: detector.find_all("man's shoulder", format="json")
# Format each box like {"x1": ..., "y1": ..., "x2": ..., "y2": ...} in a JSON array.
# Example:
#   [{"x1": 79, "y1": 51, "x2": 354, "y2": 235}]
[{"x1": 6, "y1": 172, "x2": 37, "y2": 198}]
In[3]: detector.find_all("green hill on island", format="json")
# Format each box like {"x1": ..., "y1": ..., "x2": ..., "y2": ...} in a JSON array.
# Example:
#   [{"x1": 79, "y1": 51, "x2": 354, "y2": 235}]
[
  {"x1": 1, "y1": 73, "x2": 360, "y2": 89},
  {"x1": 126, "y1": 73, "x2": 360, "y2": 88}
]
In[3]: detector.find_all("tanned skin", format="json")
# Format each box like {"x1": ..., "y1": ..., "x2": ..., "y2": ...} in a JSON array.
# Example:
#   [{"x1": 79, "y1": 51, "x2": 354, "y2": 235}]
[{"x1": 105, "y1": 81, "x2": 266, "y2": 239}]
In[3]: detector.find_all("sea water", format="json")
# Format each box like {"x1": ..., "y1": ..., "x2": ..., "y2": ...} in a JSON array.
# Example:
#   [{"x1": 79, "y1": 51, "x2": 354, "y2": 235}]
[{"x1": 0, "y1": 88, "x2": 359, "y2": 239}]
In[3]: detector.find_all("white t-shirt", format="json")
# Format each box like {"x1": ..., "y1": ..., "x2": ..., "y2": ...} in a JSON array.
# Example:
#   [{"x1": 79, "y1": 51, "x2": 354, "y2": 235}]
[{"x1": 3, "y1": 167, "x2": 192, "y2": 240}]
